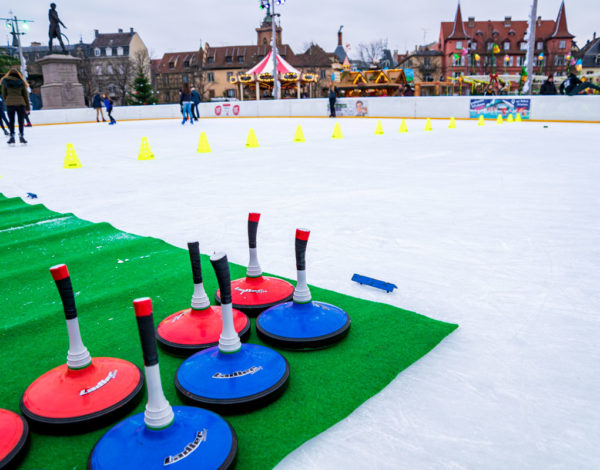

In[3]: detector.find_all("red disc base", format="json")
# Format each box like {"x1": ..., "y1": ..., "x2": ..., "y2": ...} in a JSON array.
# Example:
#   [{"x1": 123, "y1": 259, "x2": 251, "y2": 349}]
[
  {"x1": 21, "y1": 357, "x2": 143, "y2": 432},
  {"x1": 0, "y1": 409, "x2": 29, "y2": 468},
  {"x1": 215, "y1": 276, "x2": 294, "y2": 316},
  {"x1": 156, "y1": 306, "x2": 251, "y2": 355}
]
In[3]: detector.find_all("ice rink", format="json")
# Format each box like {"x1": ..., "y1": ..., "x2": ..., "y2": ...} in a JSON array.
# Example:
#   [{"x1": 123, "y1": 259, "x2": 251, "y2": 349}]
[{"x1": 1, "y1": 115, "x2": 599, "y2": 469}]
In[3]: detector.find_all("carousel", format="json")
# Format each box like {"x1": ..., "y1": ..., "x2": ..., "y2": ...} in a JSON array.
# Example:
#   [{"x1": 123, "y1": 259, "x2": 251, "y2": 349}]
[{"x1": 229, "y1": 48, "x2": 317, "y2": 100}]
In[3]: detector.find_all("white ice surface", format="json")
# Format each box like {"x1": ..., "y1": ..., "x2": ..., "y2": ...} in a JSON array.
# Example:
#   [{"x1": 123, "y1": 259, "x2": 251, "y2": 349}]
[{"x1": 1, "y1": 116, "x2": 599, "y2": 469}]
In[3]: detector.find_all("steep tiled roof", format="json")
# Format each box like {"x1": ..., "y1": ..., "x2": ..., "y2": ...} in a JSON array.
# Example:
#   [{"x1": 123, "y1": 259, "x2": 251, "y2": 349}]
[
  {"x1": 442, "y1": 20, "x2": 558, "y2": 48},
  {"x1": 154, "y1": 51, "x2": 201, "y2": 73},
  {"x1": 91, "y1": 33, "x2": 133, "y2": 48},
  {"x1": 294, "y1": 44, "x2": 331, "y2": 67},
  {"x1": 448, "y1": 3, "x2": 469, "y2": 39},
  {"x1": 550, "y1": 1, "x2": 574, "y2": 39},
  {"x1": 204, "y1": 44, "x2": 297, "y2": 69},
  {"x1": 580, "y1": 38, "x2": 600, "y2": 68}
]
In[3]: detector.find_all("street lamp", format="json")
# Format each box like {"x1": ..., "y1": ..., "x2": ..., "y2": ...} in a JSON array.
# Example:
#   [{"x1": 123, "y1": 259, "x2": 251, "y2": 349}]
[
  {"x1": 259, "y1": 0, "x2": 287, "y2": 99},
  {"x1": 2, "y1": 13, "x2": 34, "y2": 79}
]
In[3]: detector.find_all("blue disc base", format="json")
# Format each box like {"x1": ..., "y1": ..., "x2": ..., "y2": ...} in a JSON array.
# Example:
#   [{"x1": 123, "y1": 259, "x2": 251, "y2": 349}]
[
  {"x1": 88, "y1": 406, "x2": 236, "y2": 470},
  {"x1": 256, "y1": 301, "x2": 351, "y2": 350},
  {"x1": 175, "y1": 344, "x2": 289, "y2": 414}
]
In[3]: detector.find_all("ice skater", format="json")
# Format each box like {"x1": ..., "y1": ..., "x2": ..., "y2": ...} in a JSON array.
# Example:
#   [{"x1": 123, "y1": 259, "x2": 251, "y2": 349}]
[
  {"x1": 560, "y1": 72, "x2": 600, "y2": 96},
  {"x1": 180, "y1": 83, "x2": 193, "y2": 125},
  {"x1": 1, "y1": 68, "x2": 30, "y2": 144},
  {"x1": 92, "y1": 93, "x2": 106, "y2": 122},
  {"x1": 0, "y1": 94, "x2": 10, "y2": 136},
  {"x1": 328, "y1": 83, "x2": 338, "y2": 118},
  {"x1": 103, "y1": 93, "x2": 116, "y2": 124},
  {"x1": 191, "y1": 87, "x2": 200, "y2": 120}
]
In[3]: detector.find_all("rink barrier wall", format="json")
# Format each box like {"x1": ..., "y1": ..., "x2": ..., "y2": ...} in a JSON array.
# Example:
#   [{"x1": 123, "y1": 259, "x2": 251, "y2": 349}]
[{"x1": 29, "y1": 96, "x2": 600, "y2": 125}]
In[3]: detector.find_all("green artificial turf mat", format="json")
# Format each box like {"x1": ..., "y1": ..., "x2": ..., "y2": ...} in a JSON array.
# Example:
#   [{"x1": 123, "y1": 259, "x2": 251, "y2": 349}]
[{"x1": 0, "y1": 194, "x2": 458, "y2": 469}]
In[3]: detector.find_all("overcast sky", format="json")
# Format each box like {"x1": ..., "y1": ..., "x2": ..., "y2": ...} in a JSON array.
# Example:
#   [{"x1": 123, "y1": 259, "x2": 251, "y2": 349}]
[{"x1": 3, "y1": 0, "x2": 597, "y2": 59}]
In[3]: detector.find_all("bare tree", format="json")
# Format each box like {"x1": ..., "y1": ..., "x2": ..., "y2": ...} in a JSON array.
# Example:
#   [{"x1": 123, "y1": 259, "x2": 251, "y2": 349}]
[{"x1": 358, "y1": 39, "x2": 389, "y2": 68}]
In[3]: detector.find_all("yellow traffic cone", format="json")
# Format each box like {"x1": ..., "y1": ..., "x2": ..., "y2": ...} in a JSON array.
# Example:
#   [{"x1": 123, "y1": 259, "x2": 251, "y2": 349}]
[
  {"x1": 138, "y1": 137, "x2": 155, "y2": 160},
  {"x1": 375, "y1": 120, "x2": 384, "y2": 135},
  {"x1": 507, "y1": 114, "x2": 514, "y2": 123},
  {"x1": 246, "y1": 128, "x2": 259, "y2": 148},
  {"x1": 399, "y1": 118, "x2": 408, "y2": 133},
  {"x1": 424, "y1": 118, "x2": 433, "y2": 131},
  {"x1": 63, "y1": 143, "x2": 82, "y2": 168},
  {"x1": 448, "y1": 117, "x2": 457, "y2": 129},
  {"x1": 294, "y1": 124, "x2": 305, "y2": 142},
  {"x1": 332, "y1": 122, "x2": 343, "y2": 139},
  {"x1": 515, "y1": 112, "x2": 522, "y2": 122},
  {"x1": 477, "y1": 115, "x2": 485, "y2": 126},
  {"x1": 197, "y1": 132, "x2": 211, "y2": 153},
  {"x1": 497, "y1": 114, "x2": 504, "y2": 125}
]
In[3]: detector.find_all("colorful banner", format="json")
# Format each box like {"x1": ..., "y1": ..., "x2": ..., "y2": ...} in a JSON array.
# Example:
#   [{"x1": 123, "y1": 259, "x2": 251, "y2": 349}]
[
  {"x1": 469, "y1": 98, "x2": 531, "y2": 120},
  {"x1": 404, "y1": 69, "x2": 414, "y2": 82},
  {"x1": 328, "y1": 99, "x2": 369, "y2": 117}
]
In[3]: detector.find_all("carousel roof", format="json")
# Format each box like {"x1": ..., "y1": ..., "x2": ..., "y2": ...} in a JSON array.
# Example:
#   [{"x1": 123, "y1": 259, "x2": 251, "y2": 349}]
[{"x1": 247, "y1": 48, "x2": 301, "y2": 76}]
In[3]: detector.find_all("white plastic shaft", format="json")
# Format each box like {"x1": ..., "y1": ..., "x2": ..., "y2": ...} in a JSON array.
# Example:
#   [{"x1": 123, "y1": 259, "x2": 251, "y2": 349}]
[
  {"x1": 218, "y1": 303, "x2": 242, "y2": 353},
  {"x1": 144, "y1": 364, "x2": 174, "y2": 429},
  {"x1": 66, "y1": 318, "x2": 92, "y2": 369},
  {"x1": 293, "y1": 269, "x2": 312, "y2": 303},
  {"x1": 246, "y1": 247, "x2": 262, "y2": 277},
  {"x1": 191, "y1": 282, "x2": 210, "y2": 310}
]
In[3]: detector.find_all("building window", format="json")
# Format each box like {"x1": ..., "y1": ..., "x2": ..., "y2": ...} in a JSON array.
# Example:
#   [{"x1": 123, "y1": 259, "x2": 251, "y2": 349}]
[
  {"x1": 207, "y1": 72, "x2": 215, "y2": 82},
  {"x1": 452, "y1": 55, "x2": 461, "y2": 66},
  {"x1": 596, "y1": 54, "x2": 600, "y2": 65},
  {"x1": 107, "y1": 64, "x2": 114, "y2": 74},
  {"x1": 559, "y1": 40, "x2": 566, "y2": 49},
  {"x1": 226, "y1": 89, "x2": 235, "y2": 98},
  {"x1": 406, "y1": 59, "x2": 413, "y2": 67},
  {"x1": 456, "y1": 41, "x2": 463, "y2": 50},
  {"x1": 424, "y1": 57, "x2": 431, "y2": 67},
  {"x1": 470, "y1": 41, "x2": 477, "y2": 51},
  {"x1": 108, "y1": 83, "x2": 116, "y2": 95},
  {"x1": 169, "y1": 62, "x2": 174, "y2": 69},
  {"x1": 96, "y1": 65, "x2": 102, "y2": 75},
  {"x1": 517, "y1": 56, "x2": 525, "y2": 66},
  {"x1": 164, "y1": 91, "x2": 169, "y2": 101},
  {"x1": 162, "y1": 76, "x2": 169, "y2": 86},
  {"x1": 184, "y1": 60, "x2": 190, "y2": 68},
  {"x1": 504, "y1": 41, "x2": 510, "y2": 51},
  {"x1": 94, "y1": 47, "x2": 101, "y2": 57},
  {"x1": 182, "y1": 74, "x2": 189, "y2": 83},
  {"x1": 117, "y1": 47, "x2": 123, "y2": 56},
  {"x1": 237, "y1": 55, "x2": 244, "y2": 63},
  {"x1": 207, "y1": 57, "x2": 214, "y2": 64},
  {"x1": 536, "y1": 41, "x2": 543, "y2": 50},
  {"x1": 520, "y1": 42, "x2": 528, "y2": 51},
  {"x1": 487, "y1": 42, "x2": 494, "y2": 51},
  {"x1": 118, "y1": 64, "x2": 124, "y2": 74},
  {"x1": 320, "y1": 69, "x2": 326, "y2": 79},
  {"x1": 106, "y1": 47, "x2": 112, "y2": 56},
  {"x1": 225, "y1": 56, "x2": 232, "y2": 63},
  {"x1": 226, "y1": 72, "x2": 233, "y2": 80}
]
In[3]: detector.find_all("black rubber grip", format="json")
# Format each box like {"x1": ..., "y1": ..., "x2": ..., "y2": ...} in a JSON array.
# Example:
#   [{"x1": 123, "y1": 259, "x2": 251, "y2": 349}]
[
  {"x1": 295, "y1": 238, "x2": 308, "y2": 271},
  {"x1": 248, "y1": 221, "x2": 259, "y2": 248},
  {"x1": 54, "y1": 277, "x2": 78, "y2": 320},
  {"x1": 210, "y1": 253, "x2": 232, "y2": 304},
  {"x1": 136, "y1": 314, "x2": 159, "y2": 366},
  {"x1": 187, "y1": 242, "x2": 202, "y2": 284}
]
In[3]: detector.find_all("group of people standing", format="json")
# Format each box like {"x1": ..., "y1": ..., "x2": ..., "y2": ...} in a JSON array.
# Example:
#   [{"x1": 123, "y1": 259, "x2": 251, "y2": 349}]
[
  {"x1": 540, "y1": 73, "x2": 600, "y2": 96},
  {"x1": 92, "y1": 93, "x2": 116, "y2": 124},
  {"x1": 1, "y1": 68, "x2": 33, "y2": 144}
]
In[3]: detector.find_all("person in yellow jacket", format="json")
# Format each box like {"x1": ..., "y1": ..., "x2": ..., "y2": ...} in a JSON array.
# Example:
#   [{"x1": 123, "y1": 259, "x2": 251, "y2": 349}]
[{"x1": 0, "y1": 68, "x2": 31, "y2": 144}]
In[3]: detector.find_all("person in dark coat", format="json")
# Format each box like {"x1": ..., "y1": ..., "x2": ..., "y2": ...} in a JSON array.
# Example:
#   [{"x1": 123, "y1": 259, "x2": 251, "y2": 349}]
[
  {"x1": 103, "y1": 93, "x2": 116, "y2": 124},
  {"x1": 191, "y1": 87, "x2": 200, "y2": 120},
  {"x1": 560, "y1": 72, "x2": 600, "y2": 96},
  {"x1": 0, "y1": 94, "x2": 9, "y2": 136},
  {"x1": 328, "y1": 83, "x2": 338, "y2": 118},
  {"x1": 1, "y1": 68, "x2": 30, "y2": 144},
  {"x1": 93, "y1": 93, "x2": 106, "y2": 122},
  {"x1": 180, "y1": 83, "x2": 193, "y2": 125},
  {"x1": 540, "y1": 75, "x2": 557, "y2": 95}
]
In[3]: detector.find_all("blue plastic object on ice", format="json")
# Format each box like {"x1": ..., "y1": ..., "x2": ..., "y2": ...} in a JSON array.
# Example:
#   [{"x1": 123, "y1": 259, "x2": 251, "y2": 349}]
[
  {"x1": 351, "y1": 274, "x2": 397, "y2": 293},
  {"x1": 88, "y1": 406, "x2": 237, "y2": 469},
  {"x1": 26, "y1": 192, "x2": 37, "y2": 199}
]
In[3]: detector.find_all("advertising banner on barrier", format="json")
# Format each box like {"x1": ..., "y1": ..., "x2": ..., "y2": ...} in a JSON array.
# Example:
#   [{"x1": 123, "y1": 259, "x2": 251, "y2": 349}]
[
  {"x1": 469, "y1": 98, "x2": 531, "y2": 119},
  {"x1": 212, "y1": 102, "x2": 241, "y2": 117},
  {"x1": 329, "y1": 99, "x2": 370, "y2": 117}
]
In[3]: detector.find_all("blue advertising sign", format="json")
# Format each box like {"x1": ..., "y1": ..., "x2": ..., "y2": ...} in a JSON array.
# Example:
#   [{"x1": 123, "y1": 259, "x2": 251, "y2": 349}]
[
  {"x1": 404, "y1": 69, "x2": 414, "y2": 82},
  {"x1": 469, "y1": 98, "x2": 531, "y2": 119}
]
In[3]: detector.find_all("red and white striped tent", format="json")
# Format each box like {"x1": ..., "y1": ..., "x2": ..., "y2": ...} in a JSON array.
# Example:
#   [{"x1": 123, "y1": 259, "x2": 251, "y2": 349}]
[{"x1": 247, "y1": 48, "x2": 301, "y2": 77}]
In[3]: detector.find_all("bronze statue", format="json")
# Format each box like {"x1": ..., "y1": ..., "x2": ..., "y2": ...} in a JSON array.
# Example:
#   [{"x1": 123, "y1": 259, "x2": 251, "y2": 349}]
[{"x1": 48, "y1": 3, "x2": 67, "y2": 54}]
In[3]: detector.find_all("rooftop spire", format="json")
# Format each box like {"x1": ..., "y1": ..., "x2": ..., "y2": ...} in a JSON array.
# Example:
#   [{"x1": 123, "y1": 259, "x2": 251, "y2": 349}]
[
  {"x1": 551, "y1": 1, "x2": 574, "y2": 38},
  {"x1": 448, "y1": 2, "x2": 469, "y2": 40}
]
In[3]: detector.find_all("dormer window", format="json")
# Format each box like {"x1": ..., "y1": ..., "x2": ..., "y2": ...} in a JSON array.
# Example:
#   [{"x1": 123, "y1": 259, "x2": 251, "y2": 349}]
[
  {"x1": 94, "y1": 47, "x2": 101, "y2": 57},
  {"x1": 184, "y1": 60, "x2": 190, "y2": 68},
  {"x1": 520, "y1": 41, "x2": 528, "y2": 51},
  {"x1": 207, "y1": 57, "x2": 214, "y2": 64},
  {"x1": 169, "y1": 62, "x2": 174, "y2": 69},
  {"x1": 225, "y1": 56, "x2": 232, "y2": 63},
  {"x1": 116, "y1": 47, "x2": 123, "y2": 56},
  {"x1": 456, "y1": 41, "x2": 463, "y2": 50},
  {"x1": 237, "y1": 55, "x2": 244, "y2": 63},
  {"x1": 559, "y1": 40, "x2": 566, "y2": 49},
  {"x1": 106, "y1": 47, "x2": 112, "y2": 56}
]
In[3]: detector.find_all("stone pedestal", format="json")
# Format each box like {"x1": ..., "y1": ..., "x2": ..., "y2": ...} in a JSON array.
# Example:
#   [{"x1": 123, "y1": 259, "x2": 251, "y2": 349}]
[{"x1": 37, "y1": 54, "x2": 85, "y2": 109}]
